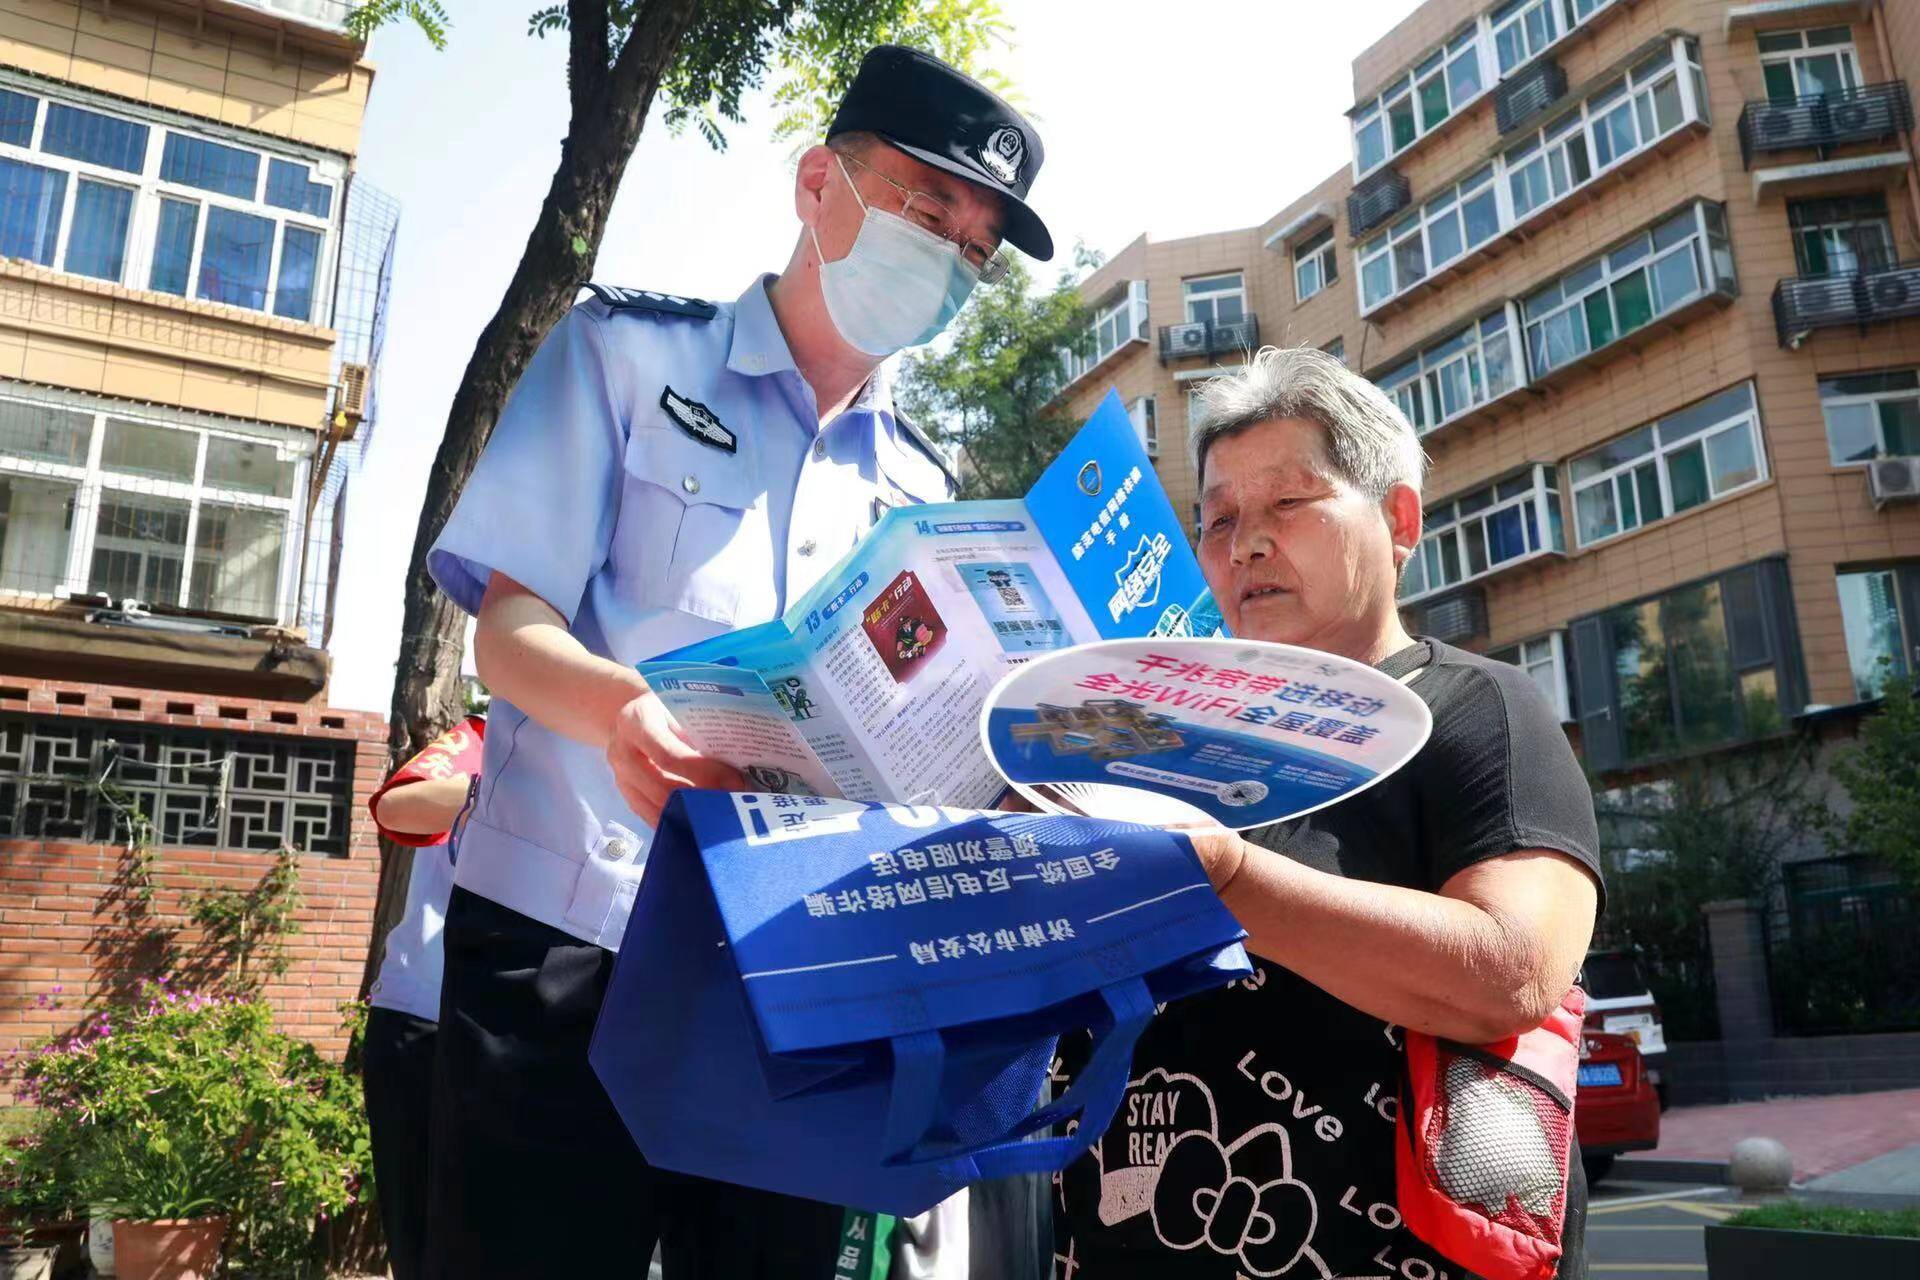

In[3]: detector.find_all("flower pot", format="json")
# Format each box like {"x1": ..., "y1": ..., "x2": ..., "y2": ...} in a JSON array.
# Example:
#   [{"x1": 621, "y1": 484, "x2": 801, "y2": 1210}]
[
  {"x1": 0, "y1": 1244, "x2": 56, "y2": 1280},
  {"x1": 86, "y1": 1214, "x2": 115, "y2": 1277},
  {"x1": 1704, "y1": 1223, "x2": 1920, "y2": 1277},
  {"x1": 12, "y1": 1221, "x2": 84, "y2": 1279},
  {"x1": 110, "y1": 1217, "x2": 226, "y2": 1280}
]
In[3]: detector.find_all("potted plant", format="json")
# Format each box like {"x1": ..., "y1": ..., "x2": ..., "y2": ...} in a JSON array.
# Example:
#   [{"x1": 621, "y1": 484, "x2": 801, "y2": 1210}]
[
  {"x1": 76, "y1": 1124, "x2": 242, "y2": 1280},
  {"x1": 1705, "y1": 1202, "x2": 1920, "y2": 1277},
  {"x1": 0, "y1": 1125, "x2": 87, "y2": 1278}
]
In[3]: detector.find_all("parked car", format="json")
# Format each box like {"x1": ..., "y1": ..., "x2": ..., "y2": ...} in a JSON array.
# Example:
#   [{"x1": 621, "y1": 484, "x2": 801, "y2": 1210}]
[
  {"x1": 1575, "y1": 1030, "x2": 1660, "y2": 1185},
  {"x1": 1579, "y1": 948, "x2": 1670, "y2": 1107}
]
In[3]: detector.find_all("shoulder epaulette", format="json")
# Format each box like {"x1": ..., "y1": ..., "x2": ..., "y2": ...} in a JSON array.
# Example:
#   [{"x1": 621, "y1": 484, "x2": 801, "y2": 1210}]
[
  {"x1": 582, "y1": 284, "x2": 718, "y2": 320},
  {"x1": 894, "y1": 409, "x2": 959, "y2": 495}
]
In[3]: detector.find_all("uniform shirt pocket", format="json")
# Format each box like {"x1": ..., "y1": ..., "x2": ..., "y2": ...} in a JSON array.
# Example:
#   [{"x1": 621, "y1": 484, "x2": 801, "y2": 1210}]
[{"x1": 616, "y1": 427, "x2": 770, "y2": 626}]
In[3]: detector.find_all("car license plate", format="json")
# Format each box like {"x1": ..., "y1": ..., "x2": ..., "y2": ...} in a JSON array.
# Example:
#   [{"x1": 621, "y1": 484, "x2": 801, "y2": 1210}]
[{"x1": 1578, "y1": 1063, "x2": 1623, "y2": 1088}]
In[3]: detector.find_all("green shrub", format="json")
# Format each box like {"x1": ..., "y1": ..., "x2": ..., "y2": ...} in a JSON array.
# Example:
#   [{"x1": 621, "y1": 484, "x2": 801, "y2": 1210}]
[
  {"x1": 9, "y1": 982, "x2": 371, "y2": 1277},
  {"x1": 1722, "y1": 1202, "x2": 1920, "y2": 1238}
]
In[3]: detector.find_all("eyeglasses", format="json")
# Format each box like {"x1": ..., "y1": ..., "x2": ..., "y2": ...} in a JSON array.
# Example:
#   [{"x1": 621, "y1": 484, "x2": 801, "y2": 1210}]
[{"x1": 838, "y1": 151, "x2": 1012, "y2": 285}]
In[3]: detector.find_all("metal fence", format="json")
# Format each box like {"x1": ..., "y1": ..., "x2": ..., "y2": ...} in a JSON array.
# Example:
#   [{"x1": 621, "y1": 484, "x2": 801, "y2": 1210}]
[{"x1": 1766, "y1": 856, "x2": 1920, "y2": 1036}]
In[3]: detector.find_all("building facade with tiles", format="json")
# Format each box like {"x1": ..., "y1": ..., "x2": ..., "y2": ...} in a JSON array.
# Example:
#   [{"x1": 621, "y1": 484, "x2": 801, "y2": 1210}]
[
  {"x1": 1058, "y1": 0, "x2": 1920, "y2": 860},
  {"x1": 0, "y1": 0, "x2": 394, "y2": 1068}
]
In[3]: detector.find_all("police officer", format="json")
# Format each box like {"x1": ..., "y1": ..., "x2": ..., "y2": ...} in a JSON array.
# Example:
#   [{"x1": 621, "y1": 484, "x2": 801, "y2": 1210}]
[{"x1": 421, "y1": 46, "x2": 1054, "y2": 1280}]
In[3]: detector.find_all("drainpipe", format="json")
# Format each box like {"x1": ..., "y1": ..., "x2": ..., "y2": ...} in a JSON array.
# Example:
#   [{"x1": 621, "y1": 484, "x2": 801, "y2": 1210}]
[{"x1": 1869, "y1": 0, "x2": 1920, "y2": 246}]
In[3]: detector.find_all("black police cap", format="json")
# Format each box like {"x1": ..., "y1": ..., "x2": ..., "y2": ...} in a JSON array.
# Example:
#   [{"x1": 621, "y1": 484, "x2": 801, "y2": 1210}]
[{"x1": 828, "y1": 45, "x2": 1054, "y2": 262}]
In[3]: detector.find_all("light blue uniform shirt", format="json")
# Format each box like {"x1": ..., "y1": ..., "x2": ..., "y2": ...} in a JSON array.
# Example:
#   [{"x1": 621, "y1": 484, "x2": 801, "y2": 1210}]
[{"x1": 428, "y1": 275, "x2": 954, "y2": 949}]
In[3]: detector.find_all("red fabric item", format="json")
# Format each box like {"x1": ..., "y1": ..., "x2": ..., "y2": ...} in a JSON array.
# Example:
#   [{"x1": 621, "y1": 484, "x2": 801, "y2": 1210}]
[
  {"x1": 369, "y1": 715, "x2": 486, "y2": 847},
  {"x1": 1396, "y1": 987, "x2": 1585, "y2": 1280}
]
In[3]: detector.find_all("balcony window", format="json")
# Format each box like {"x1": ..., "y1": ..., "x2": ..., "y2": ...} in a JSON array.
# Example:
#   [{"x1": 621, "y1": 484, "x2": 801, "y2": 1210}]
[
  {"x1": 1489, "y1": 632, "x2": 1572, "y2": 721},
  {"x1": 1379, "y1": 306, "x2": 1523, "y2": 436},
  {"x1": 1820, "y1": 369, "x2": 1920, "y2": 465},
  {"x1": 0, "y1": 86, "x2": 340, "y2": 322},
  {"x1": 1352, "y1": 25, "x2": 1489, "y2": 178},
  {"x1": 1789, "y1": 194, "x2": 1895, "y2": 277},
  {"x1": 1293, "y1": 229, "x2": 1337, "y2": 303},
  {"x1": 1357, "y1": 163, "x2": 1499, "y2": 310},
  {"x1": 1570, "y1": 559, "x2": 1801, "y2": 769},
  {"x1": 1759, "y1": 26, "x2": 1861, "y2": 103},
  {"x1": 1522, "y1": 201, "x2": 1734, "y2": 378},
  {"x1": 1569, "y1": 382, "x2": 1766, "y2": 547},
  {"x1": 0, "y1": 389, "x2": 305, "y2": 621},
  {"x1": 1491, "y1": 0, "x2": 1620, "y2": 78},
  {"x1": 1060, "y1": 280, "x2": 1147, "y2": 385},
  {"x1": 1183, "y1": 272, "x2": 1244, "y2": 325},
  {"x1": 1360, "y1": 39, "x2": 1705, "y2": 316},
  {"x1": 1400, "y1": 464, "x2": 1563, "y2": 603},
  {"x1": 1836, "y1": 567, "x2": 1914, "y2": 700}
]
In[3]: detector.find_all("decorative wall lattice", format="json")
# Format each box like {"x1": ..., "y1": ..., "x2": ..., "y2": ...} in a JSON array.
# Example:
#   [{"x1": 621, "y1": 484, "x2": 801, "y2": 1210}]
[{"x1": 0, "y1": 714, "x2": 352, "y2": 855}]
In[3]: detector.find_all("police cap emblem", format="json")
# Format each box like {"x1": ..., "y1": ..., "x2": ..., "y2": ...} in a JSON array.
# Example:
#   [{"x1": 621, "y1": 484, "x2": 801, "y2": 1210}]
[{"x1": 977, "y1": 125, "x2": 1025, "y2": 187}]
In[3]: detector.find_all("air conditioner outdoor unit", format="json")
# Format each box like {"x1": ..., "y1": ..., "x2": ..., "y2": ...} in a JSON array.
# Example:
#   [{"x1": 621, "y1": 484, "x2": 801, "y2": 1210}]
[
  {"x1": 1868, "y1": 456, "x2": 1920, "y2": 508},
  {"x1": 338, "y1": 362, "x2": 372, "y2": 422},
  {"x1": 1167, "y1": 323, "x2": 1208, "y2": 355}
]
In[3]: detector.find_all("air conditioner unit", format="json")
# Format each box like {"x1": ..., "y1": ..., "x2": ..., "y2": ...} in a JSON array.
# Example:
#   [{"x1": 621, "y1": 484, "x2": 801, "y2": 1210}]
[
  {"x1": 1167, "y1": 323, "x2": 1209, "y2": 356},
  {"x1": 1868, "y1": 456, "x2": 1920, "y2": 508},
  {"x1": 338, "y1": 362, "x2": 372, "y2": 422}
]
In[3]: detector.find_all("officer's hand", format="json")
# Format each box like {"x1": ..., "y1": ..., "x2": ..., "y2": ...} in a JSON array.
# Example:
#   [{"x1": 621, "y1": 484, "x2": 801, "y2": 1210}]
[{"x1": 606, "y1": 689, "x2": 746, "y2": 825}]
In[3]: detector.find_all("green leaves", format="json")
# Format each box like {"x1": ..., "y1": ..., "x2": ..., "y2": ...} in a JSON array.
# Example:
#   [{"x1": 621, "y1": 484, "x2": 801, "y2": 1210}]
[
  {"x1": 1831, "y1": 665, "x2": 1920, "y2": 893},
  {"x1": 897, "y1": 258, "x2": 1090, "y2": 500},
  {"x1": 346, "y1": 0, "x2": 452, "y2": 50},
  {"x1": 16, "y1": 986, "x2": 371, "y2": 1276}
]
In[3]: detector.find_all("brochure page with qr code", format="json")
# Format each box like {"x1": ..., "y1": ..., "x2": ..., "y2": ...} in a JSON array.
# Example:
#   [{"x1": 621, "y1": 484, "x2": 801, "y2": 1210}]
[{"x1": 637, "y1": 390, "x2": 1225, "y2": 807}]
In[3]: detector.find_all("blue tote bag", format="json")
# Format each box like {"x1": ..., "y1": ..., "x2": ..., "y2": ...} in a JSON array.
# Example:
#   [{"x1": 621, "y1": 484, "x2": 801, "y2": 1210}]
[{"x1": 590, "y1": 789, "x2": 1251, "y2": 1217}]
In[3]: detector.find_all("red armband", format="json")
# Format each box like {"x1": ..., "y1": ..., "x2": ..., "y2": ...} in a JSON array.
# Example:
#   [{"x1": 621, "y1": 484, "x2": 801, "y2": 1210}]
[{"x1": 370, "y1": 714, "x2": 486, "y2": 847}]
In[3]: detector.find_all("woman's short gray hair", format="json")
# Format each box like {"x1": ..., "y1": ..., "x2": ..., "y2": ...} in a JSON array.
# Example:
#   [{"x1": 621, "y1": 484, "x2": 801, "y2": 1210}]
[{"x1": 1190, "y1": 346, "x2": 1427, "y2": 500}]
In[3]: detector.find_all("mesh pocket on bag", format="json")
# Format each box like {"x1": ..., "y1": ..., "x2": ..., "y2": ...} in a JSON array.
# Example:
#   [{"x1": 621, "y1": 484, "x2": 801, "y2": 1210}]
[{"x1": 1423, "y1": 1044, "x2": 1572, "y2": 1246}]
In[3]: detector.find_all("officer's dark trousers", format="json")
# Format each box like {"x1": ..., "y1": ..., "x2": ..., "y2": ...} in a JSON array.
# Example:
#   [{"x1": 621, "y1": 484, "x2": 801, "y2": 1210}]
[
  {"x1": 423, "y1": 887, "x2": 846, "y2": 1280},
  {"x1": 362, "y1": 1005, "x2": 437, "y2": 1280}
]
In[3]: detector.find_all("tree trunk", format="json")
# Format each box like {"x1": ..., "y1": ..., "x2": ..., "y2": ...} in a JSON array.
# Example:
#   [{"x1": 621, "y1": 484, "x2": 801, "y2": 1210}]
[{"x1": 361, "y1": 0, "x2": 703, "y2": 999}]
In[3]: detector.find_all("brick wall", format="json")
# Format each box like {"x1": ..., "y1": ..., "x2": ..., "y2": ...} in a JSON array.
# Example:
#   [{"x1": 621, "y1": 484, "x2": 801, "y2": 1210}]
[{"x1": 0, "y1": 674, "x2": 387, "y2": 1089}]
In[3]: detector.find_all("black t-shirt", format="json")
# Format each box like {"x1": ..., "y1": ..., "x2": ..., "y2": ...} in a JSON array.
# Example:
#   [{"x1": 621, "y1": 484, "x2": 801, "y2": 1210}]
[{"x1": 1055, "y1": 639, "x2": 1603, "y2": 1280}]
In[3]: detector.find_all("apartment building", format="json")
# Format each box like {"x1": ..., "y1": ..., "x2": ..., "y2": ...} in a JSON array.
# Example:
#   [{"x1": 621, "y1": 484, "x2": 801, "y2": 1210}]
[
  {"x1": 0, "y1": 0, "x2": 398, "y2": 1063},
  {"x1": 1059, "y1": 0, "x2": 1920, "y2": 821}
]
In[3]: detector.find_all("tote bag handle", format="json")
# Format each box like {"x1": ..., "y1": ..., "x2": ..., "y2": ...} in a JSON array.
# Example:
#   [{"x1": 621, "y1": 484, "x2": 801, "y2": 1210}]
[{"x1": 879, "y1": 977, "x2": 1154, "y2": 1179}]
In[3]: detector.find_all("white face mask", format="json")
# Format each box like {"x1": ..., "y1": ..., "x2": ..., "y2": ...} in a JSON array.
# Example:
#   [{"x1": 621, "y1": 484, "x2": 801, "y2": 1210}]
[{"x1": 811, "y1": 155, "x2": 979, "y2": 357}]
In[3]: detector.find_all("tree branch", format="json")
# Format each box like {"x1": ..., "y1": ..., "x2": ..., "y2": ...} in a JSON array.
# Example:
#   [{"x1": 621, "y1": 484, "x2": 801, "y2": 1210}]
[
  {"x1": 606, "y1": 0, "x2": 700, "y2": 111},
  {"x1": 568, "y1": 0, "x2": 612, "y2": 115}
]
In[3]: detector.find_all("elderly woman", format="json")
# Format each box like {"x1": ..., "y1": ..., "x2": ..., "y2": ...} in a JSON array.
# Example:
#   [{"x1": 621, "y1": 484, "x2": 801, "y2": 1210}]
[{"x1": 1055, "y1": 347, "x2": 1602, "y2": 1280}]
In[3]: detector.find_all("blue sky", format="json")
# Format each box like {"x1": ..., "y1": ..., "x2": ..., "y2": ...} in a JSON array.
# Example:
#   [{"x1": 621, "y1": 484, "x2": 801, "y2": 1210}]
[{"x1": 326, "y1": 0, "x2": 1425, "y2": 713}]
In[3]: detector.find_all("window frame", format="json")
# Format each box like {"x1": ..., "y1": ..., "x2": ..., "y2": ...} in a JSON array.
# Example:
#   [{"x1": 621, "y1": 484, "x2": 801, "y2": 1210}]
[
  {"x1": 0, "y1": 74, "x2": 342, "y2": 324},
  {"x1": 1569, "y1": 558, "x2": 1803, "y2": 770},
  {"x1": 1351, "y1": 23, "x2": 1491, "y2": 179},
  {"x1": 1491, "y1": 0, "x2": 1622, "y2": 79},
  {"x1": 1787, "y1": 194, "x2": 1896, "y2": 278},
  {"x1": 1398, "y1": 463, "x2": 1565, "y2": 603},
  {"x1": 1358, "y1": 38, "x2": 1704, "y2": 316},
  {"x1": 1128, "y1": 395, "x2": 1159, "y2": 459},
  {"x1": 1834, "y1": 565, "x2": 1917, "y2": 701},
  {"x1": 1379, "y1": 304, "x2": 1526, "y2": 437},
  {"x1": 1819, "y1": 368, "x2": 1920, "y2": 466},
  {"x1": 0, "y1": 385, "x2": 309, "y2": 622},
  {"x1": 1183, "y1": 271, "x2": 1246, "y2": 325},
  {"x1": 1568, "y1": 381, "x2": 1768, "y2": 549},
  {"x1": 1488, "y1": 631, "x2": 1573, "y2": 722},
  {"x1": 1521, "y1": 199, "x2": 1733, "y2": 379},
  {"x1": 1292, "y1": 229, "x2": 1338, "y2": 304},
  {"x1": 1757, "y1": 26, "x2": 1863, "y2": 101}
]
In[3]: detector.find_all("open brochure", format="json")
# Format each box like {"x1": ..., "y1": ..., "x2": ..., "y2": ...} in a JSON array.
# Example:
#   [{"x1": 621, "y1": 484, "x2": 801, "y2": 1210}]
[{"x1": 638, "y1": 390, "x2": 1223, "y2": 808}]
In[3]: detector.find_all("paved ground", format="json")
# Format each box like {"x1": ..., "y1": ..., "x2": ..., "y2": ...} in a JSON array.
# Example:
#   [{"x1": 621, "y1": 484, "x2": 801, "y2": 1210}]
[
  {"x1": 1617, "y1": 1087, "x2": 1920, "y2": 1181},
  {"x1": 1585, "y1": 1179, "x2": 1739, "y2": 1279}
]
